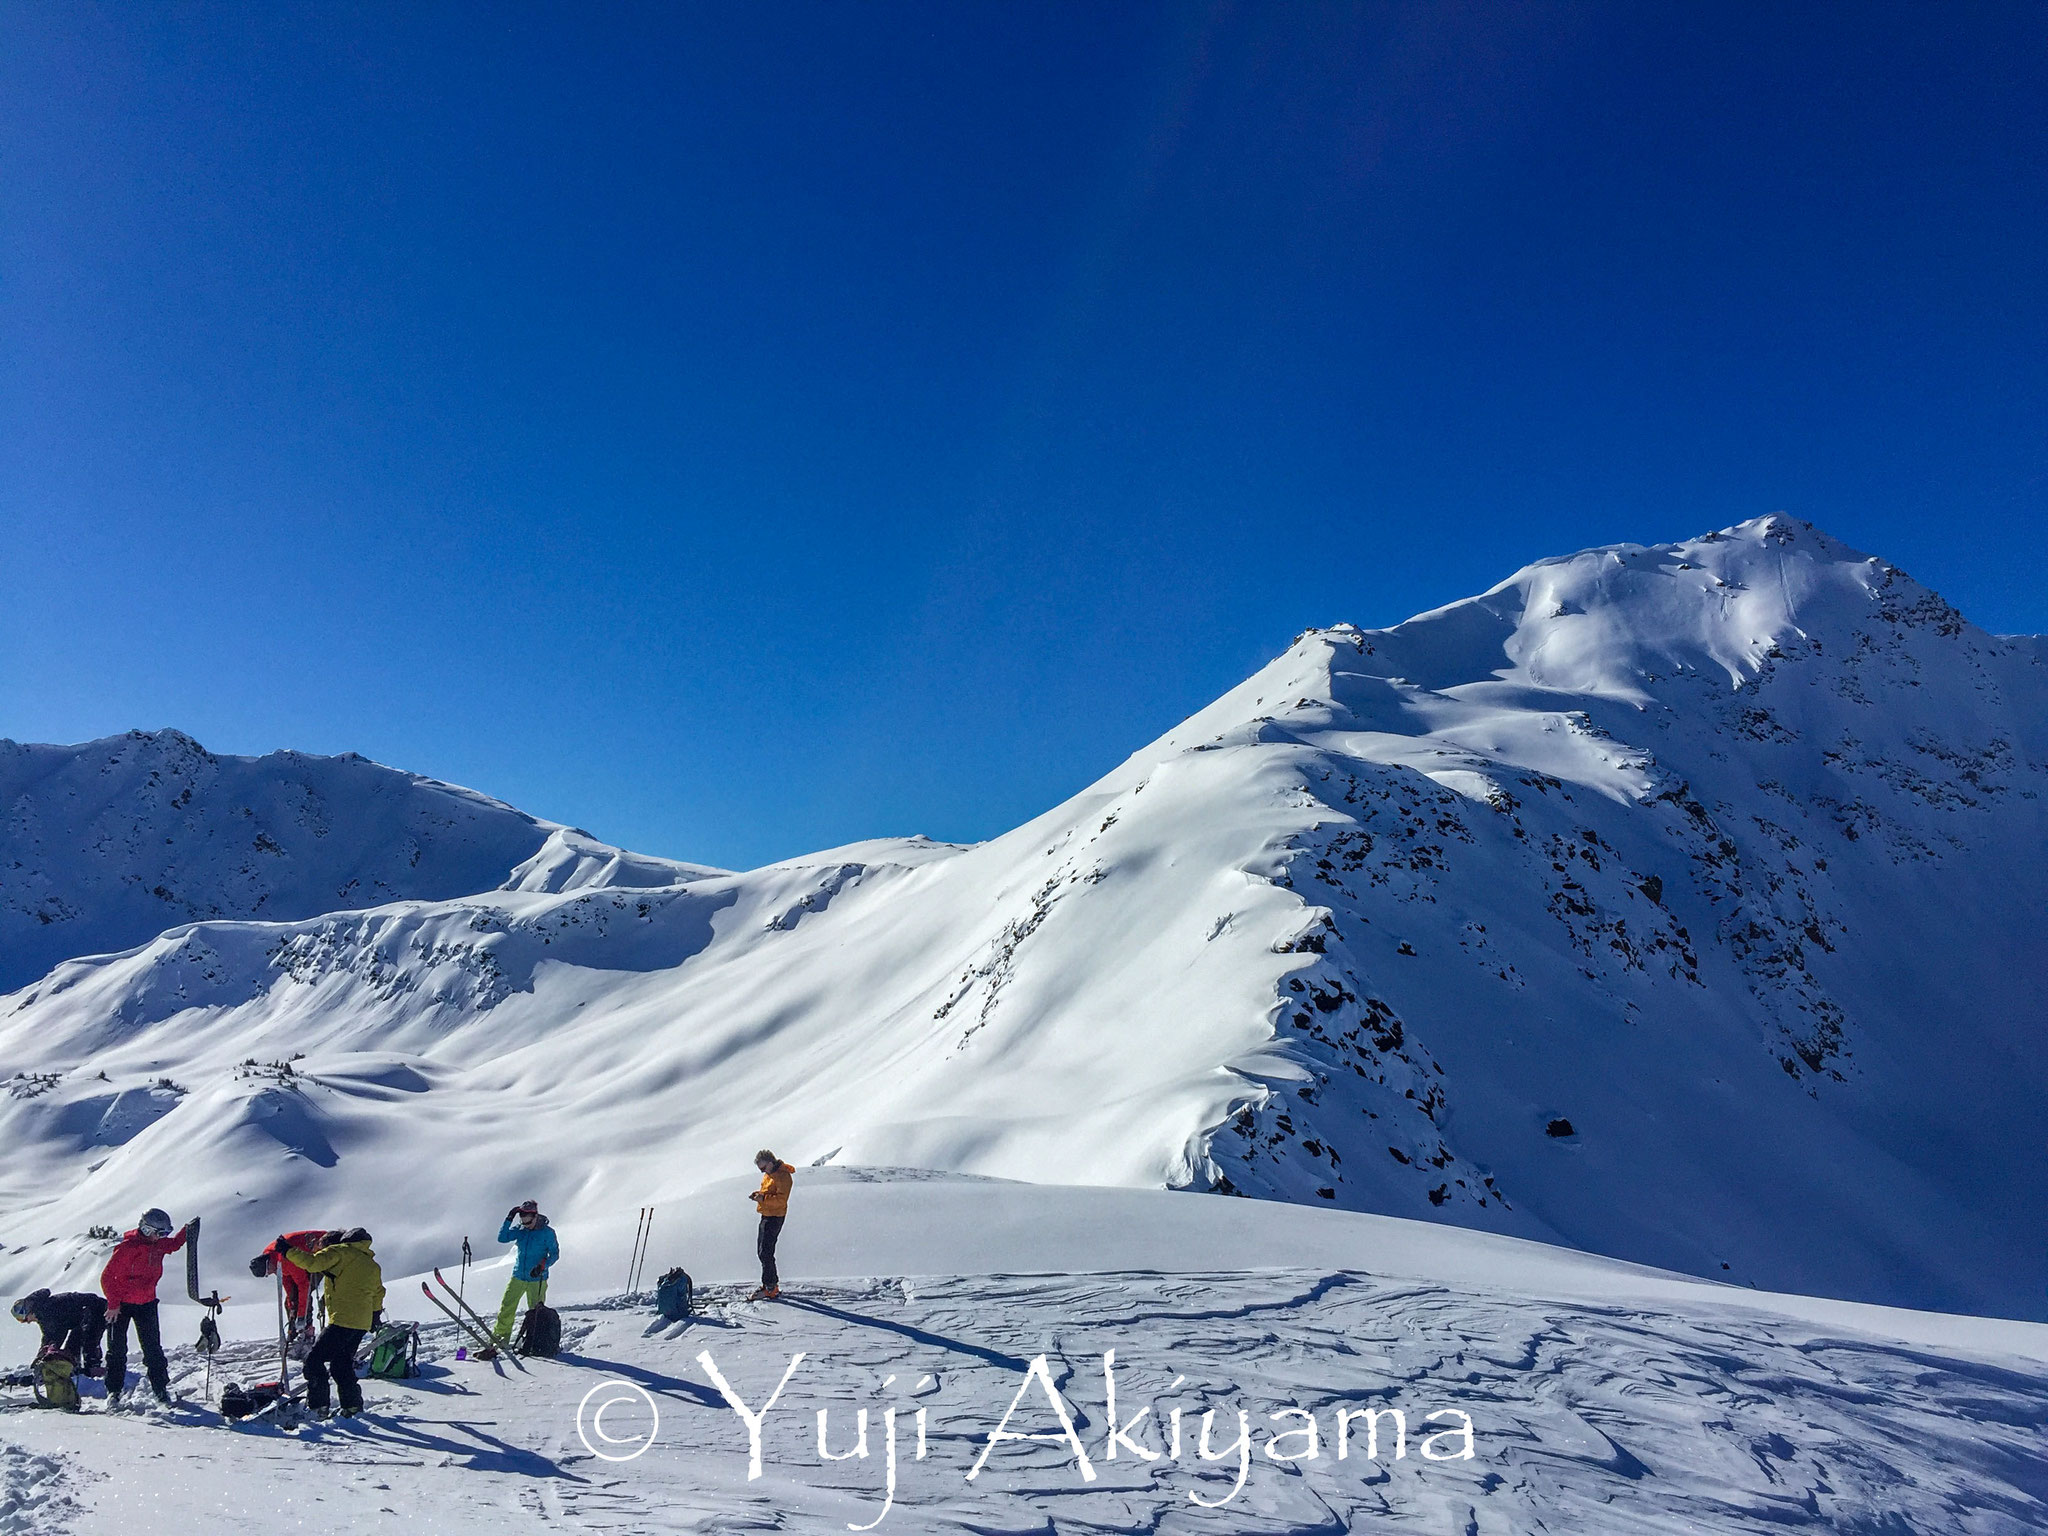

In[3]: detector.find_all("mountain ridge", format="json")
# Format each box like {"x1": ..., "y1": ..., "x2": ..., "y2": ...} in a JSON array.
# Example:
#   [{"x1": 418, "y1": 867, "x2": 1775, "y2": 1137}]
[
  {"x1": 2, "y1": 516, "x2": 2042, "y2": 1319},
  {"x1": 0, "y1": 727, "x2": 720, "y2": 993}
]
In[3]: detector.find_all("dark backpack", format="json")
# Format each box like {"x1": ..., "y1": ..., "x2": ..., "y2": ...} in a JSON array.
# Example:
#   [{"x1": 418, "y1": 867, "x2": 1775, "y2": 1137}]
[
  {"x1": 219, "y1": 1379, "x2": 285, "y2": 1420},
  {"x1": 515, "y1": 1304, "x2": 561, "y2": 1358},
  {"x1": 655, "y1": 1267, "x2": 693, "y2": 1322},
  {"x1": 365, "y1": 1321, "x2": 419, "y2": 1379}
]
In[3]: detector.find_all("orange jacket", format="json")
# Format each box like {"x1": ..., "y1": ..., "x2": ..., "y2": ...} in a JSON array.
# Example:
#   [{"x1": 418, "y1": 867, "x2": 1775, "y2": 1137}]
[{"x1": 754, "y1": 1162, "x2": 793, "y2": 1219}]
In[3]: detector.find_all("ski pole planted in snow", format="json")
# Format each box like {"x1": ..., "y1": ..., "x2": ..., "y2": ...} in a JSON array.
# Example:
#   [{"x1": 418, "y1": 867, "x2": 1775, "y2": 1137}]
[
  {"x1": 626, "y1": 1207, "x2": 653, "y2": 1297},
  {"x1": 275, "y1": 1263, "x2": 291, "y2": 1403},
  {"x1": 183, "y1": 1214, "x2": 225, "y2": 1404}
]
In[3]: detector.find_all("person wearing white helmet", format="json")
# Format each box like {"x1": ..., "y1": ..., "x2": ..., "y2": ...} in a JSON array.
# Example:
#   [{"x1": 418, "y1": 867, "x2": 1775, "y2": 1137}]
[{"x1": 99, "y1": 1206, "x2": 191, "y2": 1408}]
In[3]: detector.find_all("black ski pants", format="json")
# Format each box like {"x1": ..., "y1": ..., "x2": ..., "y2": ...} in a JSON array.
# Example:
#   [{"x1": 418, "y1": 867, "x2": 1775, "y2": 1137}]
[
  {"x1": 105, "y1": 1299, "x2": 167, "y2": 1400},
  {"x1": 757, "y1": 1215, "x2": 785, "y2": 1291},
  {"x1": 302, "y1": 1323, "x2": 367, "y2": 1413}
]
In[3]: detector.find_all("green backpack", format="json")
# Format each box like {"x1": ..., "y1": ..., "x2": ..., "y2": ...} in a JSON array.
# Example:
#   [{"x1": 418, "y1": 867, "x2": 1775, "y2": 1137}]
[
  {"x1": 366, "y1": 1321, "x2": 419, "y2": 1379},
  {"x1": 34, "y1": 1351, "x2": 78, "y2": 1412}
]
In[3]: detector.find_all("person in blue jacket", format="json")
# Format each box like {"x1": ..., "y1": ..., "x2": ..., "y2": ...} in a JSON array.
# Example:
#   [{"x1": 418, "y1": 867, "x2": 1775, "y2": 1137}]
[{"x1": 493, "y1": 1199, "x2": 559, "y2": 1343}]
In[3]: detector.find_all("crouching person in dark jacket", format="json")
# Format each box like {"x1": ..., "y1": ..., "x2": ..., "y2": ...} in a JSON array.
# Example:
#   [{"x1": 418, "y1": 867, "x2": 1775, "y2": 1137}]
[
  {"x1": 10, "y1": 1289, "x2": 107, "y2": 1376},
  {"x1": 279, "y1": 1229, "x2": 385, "y2": 1419}
]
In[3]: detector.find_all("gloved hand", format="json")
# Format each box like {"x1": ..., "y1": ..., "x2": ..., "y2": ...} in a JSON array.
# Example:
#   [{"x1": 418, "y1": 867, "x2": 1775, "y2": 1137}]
[
  {"x1": 104, "y1": 1302, "x2": 120, "y2": 1323},
  {"x1": 371, "y1": 1310, "x2": 383, "y2": 1329}
]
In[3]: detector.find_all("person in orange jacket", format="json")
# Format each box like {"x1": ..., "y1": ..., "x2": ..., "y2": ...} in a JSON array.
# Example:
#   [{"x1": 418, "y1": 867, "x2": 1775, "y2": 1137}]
[
  {"x1": 748, "y1": 1150, "x2": 792, "y2": 1301},
  {"x1": 99, "y1": 1206, "x2": 192, "y2": 1408}
]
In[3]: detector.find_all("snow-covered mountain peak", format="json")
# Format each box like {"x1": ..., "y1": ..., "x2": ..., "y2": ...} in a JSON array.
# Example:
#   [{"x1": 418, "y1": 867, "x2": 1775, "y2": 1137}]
[
  {"x1": 1345, "y1": 515, "x2": 1981, "y2": 704},
  {"x1": 0, "y1": 730, "x2": 670, "y2": 992},
  {"x1": 2, "y1": 520, "x2": 2042, "y2": 1321},
  {"x1": 501, "y1": 825, "x2": 727, "y2": 893}
]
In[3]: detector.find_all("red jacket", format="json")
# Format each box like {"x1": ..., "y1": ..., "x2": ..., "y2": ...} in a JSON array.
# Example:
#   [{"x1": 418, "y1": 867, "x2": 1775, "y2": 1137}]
[
  {"x1": 100, "y1": 1227, "x2": 188, "y2": 1307},
  {"x1": 264, "y1": 1229, "x2": 328, "y2": 1278}
]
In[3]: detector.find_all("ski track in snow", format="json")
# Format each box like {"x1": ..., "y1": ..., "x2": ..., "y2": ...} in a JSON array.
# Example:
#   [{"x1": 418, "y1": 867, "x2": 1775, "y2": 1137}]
[{"x1": 6, "y1": 1269, "x2": 2045, "y2": 1534}]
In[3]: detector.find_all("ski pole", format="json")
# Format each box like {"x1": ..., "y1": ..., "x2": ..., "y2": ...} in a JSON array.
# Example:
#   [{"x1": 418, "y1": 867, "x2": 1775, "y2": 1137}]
[
  {"x1": 276, "y1": 1266, "x2": 291, "y2": 1402},
  {"x1": 626, "y1": 1207, "x2": 652, "y2": 1296},
  {"x1": 460, "y1": 1236, "x2": 471, "y2": 1306}
]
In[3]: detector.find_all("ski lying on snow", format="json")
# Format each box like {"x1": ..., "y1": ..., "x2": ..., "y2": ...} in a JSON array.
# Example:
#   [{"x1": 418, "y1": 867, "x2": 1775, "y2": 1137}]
[{"x1": 419, "y1": 1282, "x2": 510, "y2": 1365}]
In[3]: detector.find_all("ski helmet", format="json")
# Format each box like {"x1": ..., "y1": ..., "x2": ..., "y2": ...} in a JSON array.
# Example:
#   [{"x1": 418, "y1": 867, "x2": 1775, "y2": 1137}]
[
  {"x1": 10, "y1": 1289, "x2": 49, "y2": 1323},
  {"x1": 137, "y1": 1208, "x2": 173, "y2": 1238}
]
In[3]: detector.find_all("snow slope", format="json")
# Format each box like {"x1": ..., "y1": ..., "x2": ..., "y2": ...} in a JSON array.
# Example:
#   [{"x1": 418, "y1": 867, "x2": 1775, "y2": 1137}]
[
  {"x1": 0, "y1": 730, "x2": 720, "y2": 995},
  {"x1": 4, "y1": 1173, "x2": 2045, "y2": 1535},
  {"x1": 2, "y1": 517, "x2": 2042, "y2": 1319}
]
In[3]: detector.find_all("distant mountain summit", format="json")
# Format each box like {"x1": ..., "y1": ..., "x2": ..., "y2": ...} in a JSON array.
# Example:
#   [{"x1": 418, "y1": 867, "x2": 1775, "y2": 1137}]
[
  {"x1": 3, "y1": 519, "x2": 2043, "y2": 1318},
  {"x1": 0, "y1": 730, "x2": 713, "y2": 992}
]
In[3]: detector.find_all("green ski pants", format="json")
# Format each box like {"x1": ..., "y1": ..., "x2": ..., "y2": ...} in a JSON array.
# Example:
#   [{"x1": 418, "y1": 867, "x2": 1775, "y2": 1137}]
[{"x1": 494, "y1": 1276, "x2": 547, "y2": 1342}]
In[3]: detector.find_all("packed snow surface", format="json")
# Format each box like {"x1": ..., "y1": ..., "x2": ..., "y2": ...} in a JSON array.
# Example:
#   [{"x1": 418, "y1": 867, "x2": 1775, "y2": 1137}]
[
  {"x1": 3, "y1": 1173, "x2": 2045, "y2": 1534},
  {"x1": 2, "y1": 517, "x2": 2044, "y2": 1324}
]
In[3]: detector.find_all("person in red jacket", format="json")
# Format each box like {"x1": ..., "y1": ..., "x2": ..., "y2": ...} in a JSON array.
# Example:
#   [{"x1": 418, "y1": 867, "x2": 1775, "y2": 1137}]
[
  {"x1": 250, "y1": 1229, "x2": 329, "y2": 1348},
  {"x1": 99, "y1": 1207, "x2": 191, "y2": 1408}
]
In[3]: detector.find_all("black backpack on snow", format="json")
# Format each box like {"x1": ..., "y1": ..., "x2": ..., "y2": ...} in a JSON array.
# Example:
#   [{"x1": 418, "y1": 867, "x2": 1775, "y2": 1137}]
[
  {"x1": 515, "y1": 1304, "x2": 561, "y2": 1358},
  {"x1": 655, "y1": 1266, "x2": 693, "y2": 1322},
  {"x1": 220, "y1": 1379, "x2": 286, "y2": 1420}
]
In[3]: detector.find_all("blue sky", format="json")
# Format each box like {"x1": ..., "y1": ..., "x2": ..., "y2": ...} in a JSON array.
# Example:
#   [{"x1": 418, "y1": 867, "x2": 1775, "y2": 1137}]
[{"x1": 4, "y1": 5, "x2": 2044, "y2": 869}]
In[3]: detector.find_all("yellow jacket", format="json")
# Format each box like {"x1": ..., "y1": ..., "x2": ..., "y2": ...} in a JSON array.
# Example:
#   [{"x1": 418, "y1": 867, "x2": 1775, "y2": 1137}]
[
  {"x1": 285, "y1": 1240, "x2": 386, "y2": 1331},
  {"x1": 754, "y1": 1162, "x2": 793, "y2": 1219}
]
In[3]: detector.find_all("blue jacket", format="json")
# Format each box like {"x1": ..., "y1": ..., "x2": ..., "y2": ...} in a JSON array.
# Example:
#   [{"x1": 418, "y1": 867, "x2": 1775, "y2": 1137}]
[{"x1": 498, "y1": 1216, "x2": 559, "y2": 1282}]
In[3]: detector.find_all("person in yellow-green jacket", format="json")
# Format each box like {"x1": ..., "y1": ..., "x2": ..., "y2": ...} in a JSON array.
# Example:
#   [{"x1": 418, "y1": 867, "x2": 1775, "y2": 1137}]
[
  {"x1": 494, "y1": 1200, "x2": 559, "y2": 1343},
  {"x1": 279, "y1": 1228, "x2": 385, "y2": 1418},
  {"x1": 748, "y1": 1150, "x2": 793, "y2": 1301}
]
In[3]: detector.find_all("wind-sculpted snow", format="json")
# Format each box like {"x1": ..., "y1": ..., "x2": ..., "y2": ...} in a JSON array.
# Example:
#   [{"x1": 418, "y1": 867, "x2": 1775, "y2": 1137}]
[
  {"x1": 5, "y1": 1220, "x2": 2044, "y2": 1533},
  {"x1": 2, "y1": 517, "x2": 2044, "y2": 1320}
]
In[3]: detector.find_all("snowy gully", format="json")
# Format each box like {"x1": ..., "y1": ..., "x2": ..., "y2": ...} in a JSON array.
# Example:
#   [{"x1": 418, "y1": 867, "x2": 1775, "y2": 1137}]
[{"x1": 630, "y1": 1347, "x2": 1480, "y2": 1528}]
